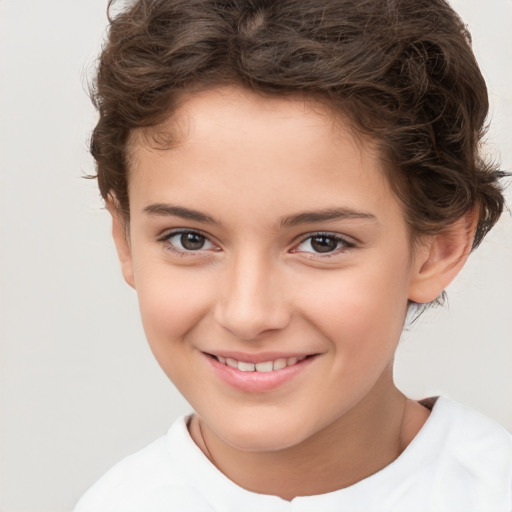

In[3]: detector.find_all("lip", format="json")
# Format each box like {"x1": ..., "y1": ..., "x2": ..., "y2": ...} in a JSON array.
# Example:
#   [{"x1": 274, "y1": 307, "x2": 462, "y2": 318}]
[
  {"x1": 206, "y1": 350, "x2": 312, "y2": 364},
  {"x1": 204, "y1": 351, "x2": 318, "y2": 393}
]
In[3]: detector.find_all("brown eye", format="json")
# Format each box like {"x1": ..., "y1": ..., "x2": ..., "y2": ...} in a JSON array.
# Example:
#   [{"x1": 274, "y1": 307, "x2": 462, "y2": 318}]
[
  {"x1": 294, "y1": 233, "x2": 355, "y2": 255},
  {"x1": 161, "y1": 230, "x2": 215, "y2": 253},
  {"x1": 310, "y1": 235, "x2": 340, "y2": 253},
  {"x1": 180, "y1": 232, "x2": 206, "y2": 250}
]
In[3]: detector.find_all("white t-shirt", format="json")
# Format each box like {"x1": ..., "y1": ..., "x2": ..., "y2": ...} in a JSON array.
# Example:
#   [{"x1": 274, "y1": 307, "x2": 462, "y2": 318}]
[{"x1": 74, "y1": 396, "x2": 512, "y2": 511}]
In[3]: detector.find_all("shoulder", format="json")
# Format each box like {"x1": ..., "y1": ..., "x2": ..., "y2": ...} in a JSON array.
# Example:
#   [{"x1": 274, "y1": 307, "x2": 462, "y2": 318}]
[
  {"x1": 419, "y1": 396, "x2": 512, "y2": 496},
  {"x1": 74, "y1": 416, "x2": 212, "y2": 512},
  {"x1": 430, "y1": 396, "x2": 512, "y2": 450}
]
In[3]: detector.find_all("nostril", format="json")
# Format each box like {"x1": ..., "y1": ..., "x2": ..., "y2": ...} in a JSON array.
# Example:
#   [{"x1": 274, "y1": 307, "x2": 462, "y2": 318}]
[{"x1": 214, "y1": 305, "x2": 291, "y2": 341}]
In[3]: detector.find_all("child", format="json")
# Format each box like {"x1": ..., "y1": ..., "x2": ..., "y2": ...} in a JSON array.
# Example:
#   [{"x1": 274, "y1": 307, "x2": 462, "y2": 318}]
[{"x1": 75, "y1": 0, "x2": 511, "y2": 510}]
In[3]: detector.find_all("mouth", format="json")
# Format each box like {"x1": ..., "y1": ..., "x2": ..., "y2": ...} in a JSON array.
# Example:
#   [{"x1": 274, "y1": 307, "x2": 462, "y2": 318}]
[
  {"x1": 203, "y1": 351, "x2": 318, "y2": 393},
  {"x1": 209, "y1": 354, "x2": 310, "y2": 372}
]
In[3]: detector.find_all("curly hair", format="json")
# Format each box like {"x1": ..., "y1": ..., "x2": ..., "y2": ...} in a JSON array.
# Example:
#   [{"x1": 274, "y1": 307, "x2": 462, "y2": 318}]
[{"x1": 89, "y1": 0, "x2": 506, "y2": 248}]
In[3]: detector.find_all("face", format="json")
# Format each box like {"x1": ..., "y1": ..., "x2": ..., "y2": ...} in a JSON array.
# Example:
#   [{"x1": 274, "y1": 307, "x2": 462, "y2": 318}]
[{"x1": 119, "y1": 86, "x2": 424, "y2": 452}]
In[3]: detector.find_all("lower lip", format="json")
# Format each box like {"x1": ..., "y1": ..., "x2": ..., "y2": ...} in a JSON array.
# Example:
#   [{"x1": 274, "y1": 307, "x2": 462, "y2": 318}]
[{"x1": 205, "y1": 354, "x2": 317, "y2": 393}]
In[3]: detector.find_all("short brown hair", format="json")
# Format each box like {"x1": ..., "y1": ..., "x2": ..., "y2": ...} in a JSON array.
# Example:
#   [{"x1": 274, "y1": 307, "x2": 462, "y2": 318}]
[{"x1": 90, "y1": 0, "x2": 506, "y2": 248}]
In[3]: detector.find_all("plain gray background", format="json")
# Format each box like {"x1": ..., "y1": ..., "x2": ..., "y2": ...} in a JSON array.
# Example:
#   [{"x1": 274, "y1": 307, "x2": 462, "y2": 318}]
[{"x1": 0, "y1": 1, "x2": 511, "y2": 511}]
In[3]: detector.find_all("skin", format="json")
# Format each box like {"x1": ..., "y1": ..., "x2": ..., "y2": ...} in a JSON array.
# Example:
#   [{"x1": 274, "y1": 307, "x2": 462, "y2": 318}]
[{"x1": 109, "y1": 86, "x2": 474, "y2": 500}]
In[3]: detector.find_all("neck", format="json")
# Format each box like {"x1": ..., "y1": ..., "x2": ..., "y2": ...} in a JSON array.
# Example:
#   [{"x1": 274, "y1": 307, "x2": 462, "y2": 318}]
[{"x1": 189, "y1": 368, "x2": 429, "y2": 500}]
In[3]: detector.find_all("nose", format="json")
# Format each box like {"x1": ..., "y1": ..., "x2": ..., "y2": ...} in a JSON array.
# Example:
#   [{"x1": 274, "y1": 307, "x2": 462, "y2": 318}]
[{"x1": 213, "y1": 252, "x2": 291, "y2": 341}]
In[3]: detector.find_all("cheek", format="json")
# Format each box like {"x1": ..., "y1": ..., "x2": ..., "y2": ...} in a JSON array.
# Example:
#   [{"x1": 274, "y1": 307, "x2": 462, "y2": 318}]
[
  {"x1": 301, "y1": 258, "x2": 411, "y2": 356},
  {"x1": 133, "y1": 261, "x2": 212, "y2": 355}
]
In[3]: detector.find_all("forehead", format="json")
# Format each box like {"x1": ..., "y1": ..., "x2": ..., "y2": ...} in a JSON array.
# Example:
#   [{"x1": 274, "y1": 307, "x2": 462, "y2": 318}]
[
  {"x1": 127, "y1": 86, "x2": 399, "y2": 224},
  {"x1": 172, "y1": 87, "x2": 338, "y2": 140},
  {"x1": 129, "y1": 85, "x2": 352, "y2": 149},
  {"x1": 131, "y1": 86, "x2": 374, "y2": 158}
]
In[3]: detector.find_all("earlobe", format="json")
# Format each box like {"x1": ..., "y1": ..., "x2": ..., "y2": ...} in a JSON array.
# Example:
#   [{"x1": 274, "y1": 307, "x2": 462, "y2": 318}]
[
  {"x1": 106, "y1": 197, "x2": 136, "y2": 289},
  {"x1": 408, "y1": 212, "x2": 477, "y2": 304}
]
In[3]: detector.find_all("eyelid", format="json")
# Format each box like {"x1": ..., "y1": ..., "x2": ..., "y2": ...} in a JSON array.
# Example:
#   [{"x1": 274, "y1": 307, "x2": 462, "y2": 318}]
[
  {"x1": 157, "y1": 228, "x2": 220, "y2": 255},
  {"x1": 157, "y1": 227, "x2": 205, "y2": 242},
  {"x1": 296, "y1": 231, "x2": 357, "y2": 245},
  {"x1": 157, "y1": 229, "x2": 357, "y2": 258},
  {"x1": 291, "y1": 231, "x2": 357, "y2": 256}
]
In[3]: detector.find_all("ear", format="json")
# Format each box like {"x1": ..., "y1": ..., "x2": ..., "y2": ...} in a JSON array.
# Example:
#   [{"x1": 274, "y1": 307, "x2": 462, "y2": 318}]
[
  {"x1": 408, "y1": 211, "x2": 477, "y2": 304},
  {"x1": 106, "y1": 197, "x2": 136, "y2": 289}
]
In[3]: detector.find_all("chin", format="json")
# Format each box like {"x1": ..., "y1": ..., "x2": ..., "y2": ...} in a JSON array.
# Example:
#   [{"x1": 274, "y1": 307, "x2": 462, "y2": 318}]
[{"x1": 212, "y1": 416, "x2": 314, "y2": 453}]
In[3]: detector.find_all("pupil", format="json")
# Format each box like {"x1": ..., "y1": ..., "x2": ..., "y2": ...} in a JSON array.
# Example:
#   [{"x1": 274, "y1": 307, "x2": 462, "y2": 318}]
[
  {"x1": 181, "y1": 233, "x2": 205, "y2": 250},
  {"x1": 311, "y1": 235, "x2": 337, "y2": 253}
]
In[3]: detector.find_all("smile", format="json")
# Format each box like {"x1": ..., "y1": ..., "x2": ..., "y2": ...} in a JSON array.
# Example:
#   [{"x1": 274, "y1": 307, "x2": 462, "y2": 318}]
[
  {"x1": 205, "y1": 352, "x2": 318, "y2": 393},
  {"x1": 214, "y1": 355, "x2": 308, "y2": 372}
]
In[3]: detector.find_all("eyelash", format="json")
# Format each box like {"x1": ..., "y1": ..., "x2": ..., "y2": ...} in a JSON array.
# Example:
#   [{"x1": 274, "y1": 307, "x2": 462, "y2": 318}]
[
  {"x1": 157, "y1": 229, "x2": 218, "y2": 257},
  {"x1": 157, "y1": 229, "x2": 357, "y2": 258},
  {"x1": 293, "y1": 232, "x2": 357, "y2": 258}
]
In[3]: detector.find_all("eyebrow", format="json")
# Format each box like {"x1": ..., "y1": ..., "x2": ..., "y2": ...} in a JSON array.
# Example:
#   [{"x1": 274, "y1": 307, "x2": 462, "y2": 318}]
[
  {"x1": 143, "y1": 203, "x2": 220, "y2": 225},
  {"x1": 280, "y1": 208, "x2": 377, "y2": 228},
  {"x1": 143, "y1": 203, "x2": 376, "y2": 227}
]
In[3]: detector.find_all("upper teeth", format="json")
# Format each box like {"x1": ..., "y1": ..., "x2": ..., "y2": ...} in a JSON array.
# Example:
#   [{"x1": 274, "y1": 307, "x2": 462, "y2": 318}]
[{"x1": 216, "y1": 355, "x2": 306, "y2": 372}]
